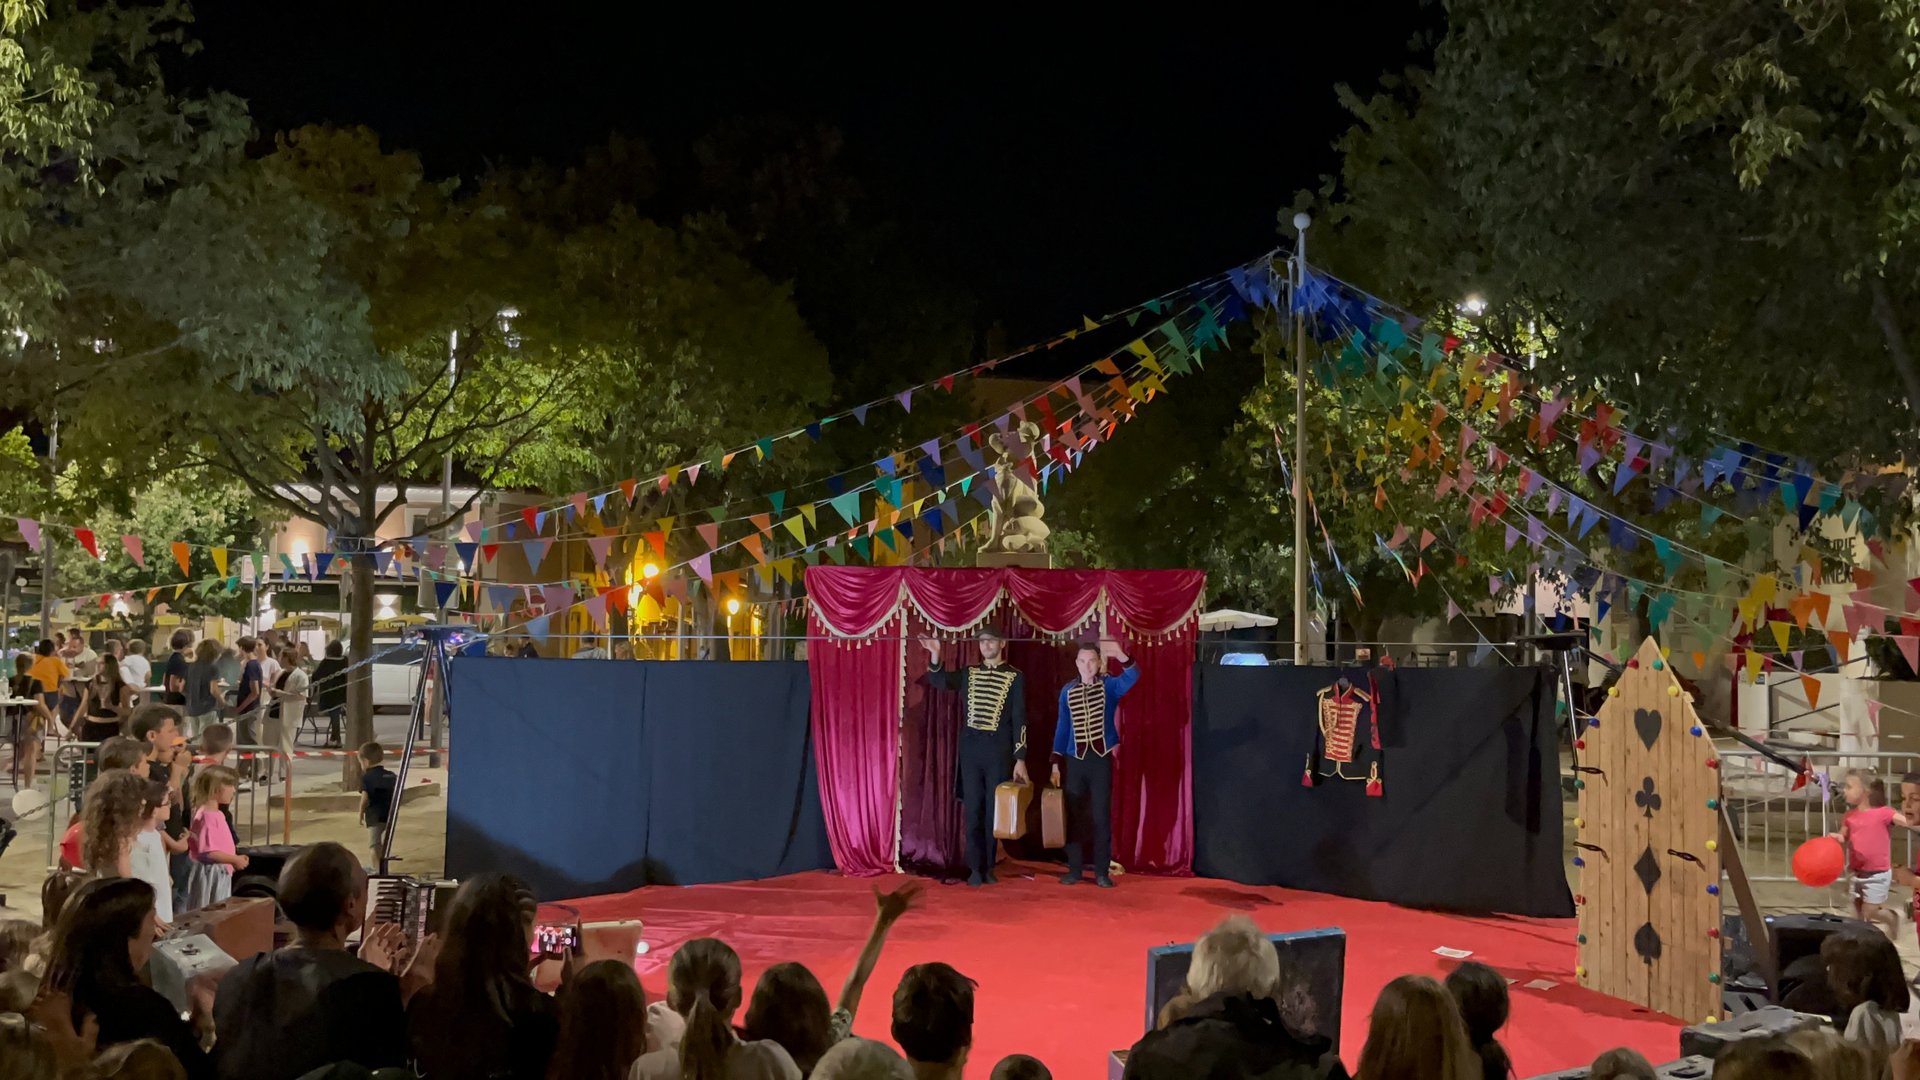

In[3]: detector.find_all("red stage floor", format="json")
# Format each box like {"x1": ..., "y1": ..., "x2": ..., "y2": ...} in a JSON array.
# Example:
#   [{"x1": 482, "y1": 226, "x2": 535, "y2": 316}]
[{"x1": 567, "y1": 864, "x2": 1681, "y2": 1079}]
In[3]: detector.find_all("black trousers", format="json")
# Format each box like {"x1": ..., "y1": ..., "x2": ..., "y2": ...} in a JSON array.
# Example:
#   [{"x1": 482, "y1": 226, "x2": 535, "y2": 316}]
[
  {"x1": 1063, "y1": 752, "x2": 1113, "y2": 878},
  {"x1": 958, "y1": 735, "x2": 1012, "y2": 877}
]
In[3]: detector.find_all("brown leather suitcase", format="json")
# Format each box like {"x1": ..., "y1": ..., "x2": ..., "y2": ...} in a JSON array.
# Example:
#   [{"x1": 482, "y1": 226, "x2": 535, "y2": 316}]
[
  {"x1": 1041, "y1": 786, "x2": 1066, "y2": 848},
  {"x1": 993, "y1": 781, "x2": 1032, "y2": 840}
]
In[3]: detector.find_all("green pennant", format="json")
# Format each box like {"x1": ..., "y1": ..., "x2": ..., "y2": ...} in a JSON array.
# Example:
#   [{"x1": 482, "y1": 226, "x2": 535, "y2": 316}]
[
  {"x1": 771, "y1": 491, "x2": 786, "y2": 515},
  {"x1": 826, "y1": 544, "x2": 848, "y2": 565},
  {"x1": 876, "y1": 529, "x2": 897, "y2": 552},
  {"x1": 829, "y1": 492, "x2": 863, "y2": 528},
  {"x1": 756, "y1": 437, "x2": 774, "y2": 461},
  {"x1": 708, "y1": 506, "x2": 729, "y2": 524},
  {"x1": 250, "y1": 552, "x2": 266, "y2": 580},
  {"x1": 851, "y1": 537, "x2": 873, "y2": 561}
]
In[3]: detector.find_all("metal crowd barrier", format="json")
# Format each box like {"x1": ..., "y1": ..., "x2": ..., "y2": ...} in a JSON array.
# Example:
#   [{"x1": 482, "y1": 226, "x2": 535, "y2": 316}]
[
  {"x1": 1717, "y1": 747, "x2": 1920, "y2": 892},
  {"x1": 44, "y1": 742, "x2": 294, "y2": 868}
]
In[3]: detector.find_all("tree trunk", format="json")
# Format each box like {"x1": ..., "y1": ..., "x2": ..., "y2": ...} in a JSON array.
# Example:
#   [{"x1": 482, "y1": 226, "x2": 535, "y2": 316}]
[
  {"x1": 344, "y1": 550, "x2": 374, "y2": 785},
  {"x1": 1870, "y1": 276, "x2": 1920, "y2": 430}
]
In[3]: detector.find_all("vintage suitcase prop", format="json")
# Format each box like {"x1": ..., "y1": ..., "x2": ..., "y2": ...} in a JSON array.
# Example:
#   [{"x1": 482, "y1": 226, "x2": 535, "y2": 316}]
[
  {"x1": 1041, "y1": 786, "x2": 1066, "y2": 848},
  {"x1": 993, "y1": 781, "x2": 1033, "y2": 840}
]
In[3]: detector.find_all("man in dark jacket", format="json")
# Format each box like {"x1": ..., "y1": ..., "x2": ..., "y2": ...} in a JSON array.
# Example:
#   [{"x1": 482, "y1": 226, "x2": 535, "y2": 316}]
[
  {"x1": 1122, "y1": 992, "x2": 1348, "y2": 1080},
  {"x1": 212, "y1": 842, "x2": 424, "y2": 1080}
]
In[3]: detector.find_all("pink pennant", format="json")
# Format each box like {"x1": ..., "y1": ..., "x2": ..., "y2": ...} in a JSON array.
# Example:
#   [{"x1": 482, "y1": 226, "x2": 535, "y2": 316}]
[
  {"x1": 121, "y1": 534, "x2": 145, "y2": 568},
  {"x1": 685, "y1": 462, "x2": 703, "y2": 486},
  {"x1": 586, "y1": 536, "x2": 615, "y2": 569},
  {"x1": 1387, "y1": 523, "x2": 1409, "y2": 549},
  {"x1": 690, "y1": 552, "x2": 713, "y2": 586},
  {"x1": 1868, "y1": 699, "x2": 1886, "y2": 733},
  {"x1": 570, "y1": 492, "x2": 590, "y2": 519},
  {"x1": 15, "y1": 518, "x2": 39, "y2": 549},
  {"x1": 466, "y1": 521, "x2": 484, "y2": 542},
  {"x1": 1419, "y1": 529, "x2": 1436, "y2": 552},
  {"x1": 584, "y1": 594, "x2": 608, "y2": 629},
  {"x1": 1458, "y1": 426, "x2": 1479, "y2": 456},
  {"x1": 1901, "y1": 636, "x2": 1920, "y2": 677},
  {"x1": 697, "y1": 522, "x2": 720, "y2": 550}
]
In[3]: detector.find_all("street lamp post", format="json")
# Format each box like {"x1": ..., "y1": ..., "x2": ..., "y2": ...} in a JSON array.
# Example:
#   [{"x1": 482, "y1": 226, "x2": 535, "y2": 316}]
[{"x1": 1292, "y1": 213, "x2": 1311, "y2": 666}]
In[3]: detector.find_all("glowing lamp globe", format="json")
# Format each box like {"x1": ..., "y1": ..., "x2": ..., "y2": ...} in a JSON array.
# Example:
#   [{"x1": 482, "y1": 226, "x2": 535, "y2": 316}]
[{"x1": 1792, "y1": 837, "x2": 1845, "y2": 888}]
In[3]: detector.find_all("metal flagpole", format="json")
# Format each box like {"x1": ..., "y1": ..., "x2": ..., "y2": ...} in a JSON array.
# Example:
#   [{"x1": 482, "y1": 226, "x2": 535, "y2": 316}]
[{"x1": 1292, "y1": 213, "x2": 1311, "y2": 666}]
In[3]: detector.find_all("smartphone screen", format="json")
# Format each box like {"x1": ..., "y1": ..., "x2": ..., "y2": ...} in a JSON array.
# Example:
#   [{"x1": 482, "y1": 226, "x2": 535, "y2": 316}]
[{"x1": 532, "y1": 923, "x2": 578, "y2": 959}]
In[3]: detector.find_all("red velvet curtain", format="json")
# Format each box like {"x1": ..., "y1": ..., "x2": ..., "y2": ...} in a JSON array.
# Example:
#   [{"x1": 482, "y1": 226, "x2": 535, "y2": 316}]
[{"x1": 806, "y1": 566, "x2": 1204, "y2": 877}]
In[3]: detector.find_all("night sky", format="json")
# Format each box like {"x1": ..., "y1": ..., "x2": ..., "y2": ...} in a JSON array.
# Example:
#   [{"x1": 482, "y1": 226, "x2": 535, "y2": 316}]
[{"x1": 186, "y1": 6, "x2": 1435, "y2": 340}]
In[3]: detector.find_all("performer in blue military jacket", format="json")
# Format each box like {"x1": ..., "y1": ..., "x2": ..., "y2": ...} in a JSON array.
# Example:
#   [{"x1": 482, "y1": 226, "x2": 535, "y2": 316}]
[
  {"x1": 1049, "y1": 638, "x2": 1138, "y2": 888},
  {"x1": 921, "y1": 627, "x2": 1028, "y2": 886}
]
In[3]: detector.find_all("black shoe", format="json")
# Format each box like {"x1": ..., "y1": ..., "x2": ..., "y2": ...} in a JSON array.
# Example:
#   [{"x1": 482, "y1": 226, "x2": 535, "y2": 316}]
[
  {"x1": 967, "y1": 871, "x2": 984, "y2": 887},
  {"x1": 1095, "y1": 876, "x2": 1116, "y2": 889},
  {"x1": 983, "y1": 870, "x2": 999, "y2": 885},
  {"x1": 1059, "y1": 872, "x2": 1082, "y2": 885}
]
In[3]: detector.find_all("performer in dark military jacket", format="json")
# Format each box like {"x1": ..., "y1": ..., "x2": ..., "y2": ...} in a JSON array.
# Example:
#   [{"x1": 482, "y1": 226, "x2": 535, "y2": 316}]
[
  {"x1": 920, "y1": 627, "x2": 1028, "y2": 886},
  {"x1": 1050, "y1": 638, "x2": 1138, "y2": 888}
]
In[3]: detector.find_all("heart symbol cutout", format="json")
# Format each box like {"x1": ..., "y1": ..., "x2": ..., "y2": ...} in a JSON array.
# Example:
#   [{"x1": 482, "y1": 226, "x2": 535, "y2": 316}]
[{"x1": 1634, "y1": 707, "x2": 1662, "y2": 750}]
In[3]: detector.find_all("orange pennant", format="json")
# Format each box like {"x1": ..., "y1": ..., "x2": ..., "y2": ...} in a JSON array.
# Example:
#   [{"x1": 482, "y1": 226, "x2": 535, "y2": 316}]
[
  {"x1": 1828, "y1": 630, "x2": 1852, "y2": 663},
  {"x1": 740, "y1": 535, "x2": 766, "y2": 564},
  {"x1": 619, "y1": 478, "x2": 639, "y2": 504},
  {"x1": 171, "y1": 541, "x2": 191, "y2": 576},
  {"x1": 1804, "y1": 677, "x2": 1822, "y2": 712}
]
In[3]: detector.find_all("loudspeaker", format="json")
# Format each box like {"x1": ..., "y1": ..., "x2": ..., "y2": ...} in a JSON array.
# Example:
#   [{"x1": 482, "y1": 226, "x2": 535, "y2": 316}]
[
  {"x1": 1677, "y1": 1005, "x2": 1825, "y2": 1060},
  {"x1": 1143, "y1": 928, "x2": 1345, "y2": 1050},
  {"x1": 1768, "y1": 912, "x2": 1865, "y2": 972}
]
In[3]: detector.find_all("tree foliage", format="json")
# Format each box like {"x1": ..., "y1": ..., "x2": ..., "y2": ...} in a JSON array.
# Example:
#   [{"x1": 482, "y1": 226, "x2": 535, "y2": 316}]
[{"x1": 1314, "y1": 0, "x2": 1917, "y2": 475}]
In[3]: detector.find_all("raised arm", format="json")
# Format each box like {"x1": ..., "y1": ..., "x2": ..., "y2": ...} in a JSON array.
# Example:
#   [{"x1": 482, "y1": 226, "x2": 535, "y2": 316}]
[
  {"x1": 919, "y1": 639, "x2": 961, "y2": 691},
  {"x1": 837, "y1": 882, "x2": 922, "y2": 1020}
]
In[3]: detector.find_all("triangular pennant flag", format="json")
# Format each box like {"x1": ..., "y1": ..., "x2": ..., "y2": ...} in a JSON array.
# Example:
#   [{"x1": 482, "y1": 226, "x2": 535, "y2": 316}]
[
  {"x1": 313, "y1": 552, "x2": 334, "y2": 578},
  {"x1": 522, "y1": 506, "x2": 542, "y2": 533},
  {"x1": 210, "y1": 546, "x2": 228, "y2": 576},
  {"x1": 586, "y1": 536, "x2": 615, "y2": 569},
  {"x1": 74, "y1": 528, "x2": 99, "y2": 560},
  {"x1": 455, "y1": 542, "x2": 478, "y2": 569},
  {"x1": 433, "y1": 580, "x2": 458, "y2": 609},
  {"x1": 643, "y1": 531, "x2": 667, "y2": 561},
  {"x1": 896, "y1": 388, "x2": 914, "y2": 413},
  {"x1": 829, "y1": 492, "x2": 863, "y2": 528},
  {"x1": 657, "y1": 516, "x2": 676, "y2": 543},
  {"x1": 570, "y1": 492, "x2": 589, "y2": 520},
  {"x1": 1901, "y1": 636, "x2": 1920, "y2": 676},
  {"x1": 525, "y1": 538, "x2": 554, "y2": 574},
  {"x1": 697, "y1": 522, "x2": 720, "y2": 550},
  {"x1": 783, "y1": 516, "x2": 807, "y2": 543},
  {"x1": 120, "y1": 534, "x2": 145, "y2": 568},
  {"x1": 690, "y1": 552, "x2": 713, "y2": 586},
  {"x1": 15, "y1": 518, "x2": 38, "y2": 549},
  {"x1": 685, "y1": 463, "x2": 703, "y2": 486},
  {"x1": 526, "y1": 615, "x2": 550, "y2": 645},
  {"x1": 1803, "y1": 676, "x2": 1822, "y2": 712},
  {"x1": 741, "y1": 535, "x2": 766, "y2": 564}
]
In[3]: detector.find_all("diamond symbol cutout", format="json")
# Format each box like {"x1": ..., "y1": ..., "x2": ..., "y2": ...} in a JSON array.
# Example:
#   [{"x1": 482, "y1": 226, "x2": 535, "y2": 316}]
[{"x1": 1634, "y1": 846, "x2": 1662, "y2": 895}]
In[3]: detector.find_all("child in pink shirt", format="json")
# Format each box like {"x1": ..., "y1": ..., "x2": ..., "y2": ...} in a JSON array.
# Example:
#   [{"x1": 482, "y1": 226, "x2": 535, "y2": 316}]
[
  {"x1": 1834, "y1": 770, "x2": 1912, "y2": 936},
  {"x1": 183, "y1": 764, "x2": 248, "y2": 912}
]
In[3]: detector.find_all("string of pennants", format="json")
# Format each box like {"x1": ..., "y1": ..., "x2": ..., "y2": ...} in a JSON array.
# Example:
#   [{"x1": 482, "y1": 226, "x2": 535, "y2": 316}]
[
  {"x1": 1290, "y1": 267, "x2": 1920, "y2": 709},
  {"x1": 454, "y1": 260, "x2": 1288, "y2": 647},
  {"x1": 7, "y1": 257, "x2": 1272, "y2": 625},
  {"x1": 379, "y1": 262, "x2": 1260, "y2": 545}
]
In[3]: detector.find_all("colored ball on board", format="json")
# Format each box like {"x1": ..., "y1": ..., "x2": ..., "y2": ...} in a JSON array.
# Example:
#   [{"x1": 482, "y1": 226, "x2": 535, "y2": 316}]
[
  {"x1": 1608, "y1": 686, "x2": 1620, "y2": 697},
  {"x1": 1793, "y1": 837, "x2": 1845, "y2": 888},
  {"x1": 1574, "y1": 817, "x2": 1586, "y2": 828},
  {"x1": 1668, "y1": 685, "x2": 1680, "y2": 697},
  {"x1": 1653, "y1": 659, "x2": 1665, "y2": 671},
  {"x1": 1705, "y1": 884, "x2": 1720, "y2": 896},
  {"x1": 1705, "y1": 1015, "x2": 1719, "y2": 1024},
  {"x1": 1706, "y1": 840, "x2": 1718, "y2": 852},
  {"x1": 1707, "y1": 798, "x2": 1719, "y2": 810}
]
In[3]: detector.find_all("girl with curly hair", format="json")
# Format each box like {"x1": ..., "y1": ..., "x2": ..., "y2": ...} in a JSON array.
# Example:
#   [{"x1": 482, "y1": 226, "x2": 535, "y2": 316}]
[{"x1": 82, "y1": 770, "x2": 153, "y2": 879}]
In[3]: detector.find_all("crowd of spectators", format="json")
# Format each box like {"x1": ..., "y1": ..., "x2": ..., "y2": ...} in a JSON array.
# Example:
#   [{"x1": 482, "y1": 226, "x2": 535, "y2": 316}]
[
  {"x1": 3, "y1": 697, "x2": 1919, "y2": 1079},
  {"x1": 7, "y1": 853, "x2": 1920, "y2": 1080}
]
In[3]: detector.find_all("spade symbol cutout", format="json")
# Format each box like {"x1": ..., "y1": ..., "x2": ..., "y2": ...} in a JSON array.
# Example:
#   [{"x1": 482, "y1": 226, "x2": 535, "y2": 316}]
[{"x1": 1634, "y1": 922, "x2": 1663, "y2": 963}]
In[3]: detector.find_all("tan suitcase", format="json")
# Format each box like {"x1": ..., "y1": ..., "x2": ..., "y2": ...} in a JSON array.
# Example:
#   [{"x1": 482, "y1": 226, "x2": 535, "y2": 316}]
[
  {"x1": 1041, "y1": 786, "x2": 1066, "y2": 848},
  {"x1": 993, "y1": 781, "x2": 1032, "y2": 840}
]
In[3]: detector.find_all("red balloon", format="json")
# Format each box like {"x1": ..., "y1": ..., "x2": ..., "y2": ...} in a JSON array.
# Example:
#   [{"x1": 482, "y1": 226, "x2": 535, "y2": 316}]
[{"x1": 1793, "y1": 836, "x2": 1845, "y2": 887}]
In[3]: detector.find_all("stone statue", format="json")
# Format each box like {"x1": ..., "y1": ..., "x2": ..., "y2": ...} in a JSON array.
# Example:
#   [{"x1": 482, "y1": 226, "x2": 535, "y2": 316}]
[{"x1": 982, "y1": 421, "x2": 1050, "y2": 558}]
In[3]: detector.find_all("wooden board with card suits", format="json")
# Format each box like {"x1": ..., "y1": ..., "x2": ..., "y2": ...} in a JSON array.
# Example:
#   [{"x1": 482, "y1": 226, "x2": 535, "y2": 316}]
[{"x1": 1573, "y1": 637, "x2": 1722, "y2": 1023}]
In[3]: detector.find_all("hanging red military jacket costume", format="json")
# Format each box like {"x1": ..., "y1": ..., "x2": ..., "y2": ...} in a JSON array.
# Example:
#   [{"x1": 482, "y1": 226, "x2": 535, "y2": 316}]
[{"x1": 1302, "y1": 673, "x2": 1384, "y2": 796}]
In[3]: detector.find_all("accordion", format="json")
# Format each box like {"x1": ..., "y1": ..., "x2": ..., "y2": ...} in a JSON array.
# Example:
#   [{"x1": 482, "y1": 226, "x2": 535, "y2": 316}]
[{"x1": 360, "y1": 874, "x2": 457, "y2": 954}]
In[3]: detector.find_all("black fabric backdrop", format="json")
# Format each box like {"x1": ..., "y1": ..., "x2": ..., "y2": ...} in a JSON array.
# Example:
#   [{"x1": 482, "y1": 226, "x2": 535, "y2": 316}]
[
  {"x1": 446, "y1": 658, "x2": 833, "y2": 899},
  {"x1": 1193, "y1": 665, "x2": 1573, "y2": 918}
]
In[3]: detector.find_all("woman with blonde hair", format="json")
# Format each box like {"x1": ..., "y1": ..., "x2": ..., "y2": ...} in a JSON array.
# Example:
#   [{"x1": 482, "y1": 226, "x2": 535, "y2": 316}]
[{"x1": 1354, "y1": 975, "x2": 1478, "y2": 1080}]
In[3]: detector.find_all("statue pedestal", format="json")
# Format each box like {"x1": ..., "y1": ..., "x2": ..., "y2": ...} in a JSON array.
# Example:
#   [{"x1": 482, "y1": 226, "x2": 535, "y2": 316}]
[{"x1": 976, "y1": 551, "x2": 1051, "y2": 569}]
